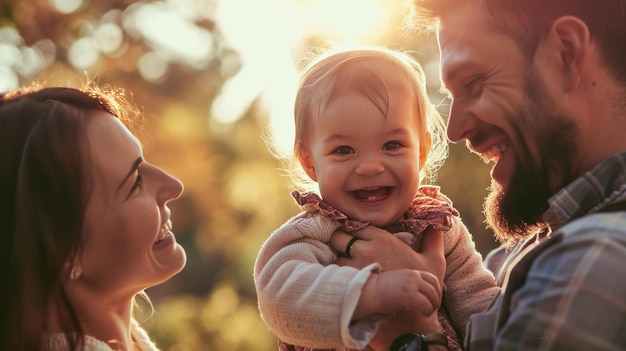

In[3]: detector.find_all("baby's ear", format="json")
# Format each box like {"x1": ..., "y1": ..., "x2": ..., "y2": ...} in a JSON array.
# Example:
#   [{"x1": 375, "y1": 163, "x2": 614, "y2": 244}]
[
  {"x1": 419, "y1": 132, "x2": 432, "y2": 168},
  {"x1": 300, "y1": 152, "x2": 318, "y2": 181}
]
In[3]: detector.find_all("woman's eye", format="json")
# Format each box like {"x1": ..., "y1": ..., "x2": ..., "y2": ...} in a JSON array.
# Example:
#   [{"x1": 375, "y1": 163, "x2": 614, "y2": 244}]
[
  {"x1": 333, "y1": 146, "x2": 354, "y2": 155},
  {"x1": 129, "y1": 174, "x2": 143, "y2": 194}
]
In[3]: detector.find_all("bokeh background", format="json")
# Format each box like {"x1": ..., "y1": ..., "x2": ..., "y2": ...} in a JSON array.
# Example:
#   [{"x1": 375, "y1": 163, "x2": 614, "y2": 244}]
[{"x1": 1, "y1": 0, "x2": 498, "y2": 349}]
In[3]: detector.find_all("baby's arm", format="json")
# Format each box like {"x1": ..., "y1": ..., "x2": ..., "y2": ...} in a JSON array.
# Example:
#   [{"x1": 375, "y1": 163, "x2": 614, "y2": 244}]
[
  {"x1": 442, "y1": 216, "x2": 500, "y2": 330},
  {"x1": 255, "y1": 214, "x2": 444, "y2": 350},
  {"x1": 255, "y1": 213, "x2": 378, "y2": 349}
]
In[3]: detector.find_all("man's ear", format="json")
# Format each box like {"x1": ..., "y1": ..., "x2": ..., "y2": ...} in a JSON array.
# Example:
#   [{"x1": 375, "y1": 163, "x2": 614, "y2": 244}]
[
  {"x1": 544, "y1": 16, "x2": 590, "y2": 90},
  {"x1": 300, "y1": 152, "x2": 318, "y2": 181}
]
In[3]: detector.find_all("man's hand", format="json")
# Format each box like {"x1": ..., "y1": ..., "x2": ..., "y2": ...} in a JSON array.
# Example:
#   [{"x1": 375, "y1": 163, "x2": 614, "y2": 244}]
[
  {"x1": 331, "y1": 226, "x2": 447, "y2": 350},
  {"x1": 368, "y1": 311, "x2": 444, "y2": 351},
  {"x1": 331, "y1": 226, "x2": 445, "y2": 283}
]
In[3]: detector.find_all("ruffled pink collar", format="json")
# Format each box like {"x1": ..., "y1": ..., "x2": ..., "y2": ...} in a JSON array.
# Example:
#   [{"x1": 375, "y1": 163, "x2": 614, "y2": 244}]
[{"x1": 292, "y1": 185, "x2": 459, "y2": 237}]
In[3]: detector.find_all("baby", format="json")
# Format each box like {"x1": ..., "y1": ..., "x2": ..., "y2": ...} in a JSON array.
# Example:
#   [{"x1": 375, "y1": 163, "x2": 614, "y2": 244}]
[{"x1": 254, "y1": 45, "x2": 498, "y2": 351}]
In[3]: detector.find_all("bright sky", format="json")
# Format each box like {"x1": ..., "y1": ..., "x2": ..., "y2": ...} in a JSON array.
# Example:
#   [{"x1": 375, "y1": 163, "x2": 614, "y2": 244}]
[
  {"x1": 0, "y1": 0, "x2": 408, "y2": 155},
  {"x1": 212, "y1": 0, "x2": 406, "y2": 155}
]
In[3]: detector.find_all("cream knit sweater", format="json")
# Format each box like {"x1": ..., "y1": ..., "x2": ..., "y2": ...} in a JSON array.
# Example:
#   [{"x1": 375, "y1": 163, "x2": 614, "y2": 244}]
[
  {"x1": 45, "y1": 318, "x2": 160, "y2": 351},
  {"x1": 254, "y1": 188, "x2": 499, "y2": 350}
]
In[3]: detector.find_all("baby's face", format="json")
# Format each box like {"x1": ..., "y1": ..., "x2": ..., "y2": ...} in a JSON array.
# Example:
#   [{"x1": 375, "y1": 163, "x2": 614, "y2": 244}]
[{"x1": 301, "y1": 89, "x2": 424, "y2": 227}]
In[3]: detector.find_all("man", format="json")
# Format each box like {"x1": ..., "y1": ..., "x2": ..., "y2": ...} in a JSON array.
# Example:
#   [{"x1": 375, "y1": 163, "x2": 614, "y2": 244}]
[
  {"x1": 398, "y1": 0, "x2": 626, "y2": 350},
  {"x1": 332, "y1": 1, "x2": 626, "y2": 350}
]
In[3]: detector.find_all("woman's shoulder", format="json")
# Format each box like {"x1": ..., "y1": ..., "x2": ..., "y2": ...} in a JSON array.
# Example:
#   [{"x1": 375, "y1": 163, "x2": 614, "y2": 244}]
[
  {"x1": 44, "y1": 319, "x2": 159, "y2": 351},
  {"x1": 45, "y1": 334, "x2": 114, "y2": 351},
  {"x1": 131, "y1": 318, "x2": 161, "y2": 351}
]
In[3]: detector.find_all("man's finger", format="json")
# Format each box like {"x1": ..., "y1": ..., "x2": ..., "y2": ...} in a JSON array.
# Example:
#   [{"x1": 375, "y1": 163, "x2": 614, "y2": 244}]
[
  {"x1": 420, "y1": 228, "x2": 446, "y2": 283},
  {"x1": 329, "y1": 230, "x2": 353, "y2": 253},
  {"x1": 421, "y1": 228, "x2": 444, "y2": 259}
]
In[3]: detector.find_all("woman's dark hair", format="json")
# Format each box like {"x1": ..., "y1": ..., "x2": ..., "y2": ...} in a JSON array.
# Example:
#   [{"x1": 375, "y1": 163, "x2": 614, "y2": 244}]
[{"x1": 0, "y1": 85, "x2": 129, "y2": 350}]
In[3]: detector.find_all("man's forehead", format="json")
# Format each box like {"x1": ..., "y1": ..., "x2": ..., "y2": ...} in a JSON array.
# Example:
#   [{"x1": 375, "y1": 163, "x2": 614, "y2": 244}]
[
  {"x1": 437, "y1": 29, "x2": 471, "y2": 82},
  {"x1": 436, "y1": 1, "x2": 488, "y2": 33},
  {"x1": 435, "y1": 6, "x2": 493, "y2": 67}
]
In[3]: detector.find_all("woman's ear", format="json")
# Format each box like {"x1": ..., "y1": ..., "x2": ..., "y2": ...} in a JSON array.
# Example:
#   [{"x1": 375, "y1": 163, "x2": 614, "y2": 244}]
[
  {"x1": 419, "y1": 132, "x2": 432, "y2": 169},
  {"x1": 65, "y1": 253, "x2": 83, "y2": 280},
  {"x1": 300, "y1": 151, "x2": 318, "y2": 181}
]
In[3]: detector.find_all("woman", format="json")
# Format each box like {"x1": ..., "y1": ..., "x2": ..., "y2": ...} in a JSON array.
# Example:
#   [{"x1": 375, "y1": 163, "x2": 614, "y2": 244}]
[{"x1": 0, "y1": 85, "x2": 186, "y2": 350}]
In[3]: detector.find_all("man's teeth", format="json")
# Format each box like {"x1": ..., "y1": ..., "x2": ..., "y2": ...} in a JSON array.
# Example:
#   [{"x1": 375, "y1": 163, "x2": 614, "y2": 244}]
[{"x1": 481, "y1": 143, "x2": 507, "y2": 163}]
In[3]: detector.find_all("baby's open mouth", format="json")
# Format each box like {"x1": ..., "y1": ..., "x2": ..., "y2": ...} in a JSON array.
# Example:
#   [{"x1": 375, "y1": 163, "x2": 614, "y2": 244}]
[{"x1": 353, "y1": 187, "x2": 390, "y2": 201}]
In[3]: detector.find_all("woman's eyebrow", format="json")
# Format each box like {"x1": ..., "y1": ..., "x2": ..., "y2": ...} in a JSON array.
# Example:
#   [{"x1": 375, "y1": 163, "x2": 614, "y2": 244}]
[{"x1": 117, "y1": 157, "x2": 143, "y2": 192}]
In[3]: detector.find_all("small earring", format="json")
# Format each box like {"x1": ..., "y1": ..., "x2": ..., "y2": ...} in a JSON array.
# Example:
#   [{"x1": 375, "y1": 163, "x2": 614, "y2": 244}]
[{"x1": 70, "y1": 265, "x2": 82, "y2": 280}]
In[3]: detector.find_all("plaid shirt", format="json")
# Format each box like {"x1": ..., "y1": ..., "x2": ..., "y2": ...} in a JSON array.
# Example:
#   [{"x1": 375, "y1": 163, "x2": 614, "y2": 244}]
[{"x1": 465, "y1": 153, "x2": 626, "y2": 350}]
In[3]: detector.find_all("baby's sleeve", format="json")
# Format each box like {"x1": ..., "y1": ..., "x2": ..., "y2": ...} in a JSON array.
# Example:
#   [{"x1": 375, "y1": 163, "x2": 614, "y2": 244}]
[
  {"x1": 254, "y1": 213, "x2": 381, "y2": 349},
  {"x1": 441, "y1": 216, "x2": 500, "y2": 333}
]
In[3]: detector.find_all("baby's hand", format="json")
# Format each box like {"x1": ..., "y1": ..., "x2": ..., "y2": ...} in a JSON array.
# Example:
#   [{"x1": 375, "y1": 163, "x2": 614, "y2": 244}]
[
  {"x1": 353, "y1": 269, "x2": 441, "y2": 320},
  {"x1": 375, "y1": 269, "x2": 442, "y2": 316}
]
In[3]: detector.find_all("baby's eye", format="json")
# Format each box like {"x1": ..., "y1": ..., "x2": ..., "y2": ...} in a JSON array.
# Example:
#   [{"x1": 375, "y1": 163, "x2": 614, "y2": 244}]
[
  {"x1": 333, "y1": 145, "x2": 354, "y2": 155},
  {"x1": 382, "y1": 141, "x2": 403, "y2": 151}
]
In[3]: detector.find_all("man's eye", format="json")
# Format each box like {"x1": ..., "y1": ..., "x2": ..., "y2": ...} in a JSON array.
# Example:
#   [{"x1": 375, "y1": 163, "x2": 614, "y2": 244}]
[
  {"x1": 465, "y1": 77, "x2": 483, "y2": 96},
  {"x1": 333, "y1": 146, "x2": 354, "y2": 155}
]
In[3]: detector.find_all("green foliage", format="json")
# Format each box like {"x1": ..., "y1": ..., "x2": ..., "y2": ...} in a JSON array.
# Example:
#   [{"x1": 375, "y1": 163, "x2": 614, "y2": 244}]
[{"x1": 143, "y1": 285, "x2": 277, "y2": 350}]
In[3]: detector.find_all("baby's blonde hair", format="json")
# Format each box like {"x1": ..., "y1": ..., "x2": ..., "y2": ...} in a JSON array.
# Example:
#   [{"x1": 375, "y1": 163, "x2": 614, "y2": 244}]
[{"x1": 270, "y1": 44, "x2": 448, "y2": 193}]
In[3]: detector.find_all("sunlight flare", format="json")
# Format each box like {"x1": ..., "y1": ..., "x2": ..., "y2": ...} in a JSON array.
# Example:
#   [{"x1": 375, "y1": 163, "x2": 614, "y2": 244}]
[{"x1": 212, "y1": 0, "x2": 401, "y2": 156}]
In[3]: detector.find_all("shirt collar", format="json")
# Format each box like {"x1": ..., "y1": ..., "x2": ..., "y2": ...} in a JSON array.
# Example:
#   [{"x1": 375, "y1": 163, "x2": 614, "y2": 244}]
[{"x1": 543, "y1": 152, "x2": 626, "y2": 230}]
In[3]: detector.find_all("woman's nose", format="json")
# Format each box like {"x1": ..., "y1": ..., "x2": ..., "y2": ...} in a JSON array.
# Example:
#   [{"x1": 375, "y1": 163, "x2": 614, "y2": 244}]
[{"x1": 157, "y1": 169, "x2": 184, "y2": 204}]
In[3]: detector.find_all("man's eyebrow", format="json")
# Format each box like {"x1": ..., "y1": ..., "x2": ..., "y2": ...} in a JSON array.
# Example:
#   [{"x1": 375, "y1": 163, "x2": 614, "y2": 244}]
[
  {"x1": 441, "y1": 66, "x2": 461, "y2": 90},
  {"x1": 117, "y1": 157, "x2": 143, "y2": 192}
]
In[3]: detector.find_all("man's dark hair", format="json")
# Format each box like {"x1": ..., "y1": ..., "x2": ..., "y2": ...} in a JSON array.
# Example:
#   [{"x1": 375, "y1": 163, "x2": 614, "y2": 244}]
[{"x1": 410, "y1": 0, "x2": 626, "y2": 86}]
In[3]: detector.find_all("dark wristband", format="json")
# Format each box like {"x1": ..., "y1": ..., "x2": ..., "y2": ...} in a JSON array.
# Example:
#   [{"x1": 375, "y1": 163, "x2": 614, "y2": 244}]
[{"x1": 389, "y1": 333, "x2": 449, "y2": 351}]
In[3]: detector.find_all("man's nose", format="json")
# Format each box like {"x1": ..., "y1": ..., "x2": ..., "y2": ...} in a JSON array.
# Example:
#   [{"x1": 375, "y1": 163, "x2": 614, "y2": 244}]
[{"x1": 446, "y1": 101, "x2": 479, "y2": 143}]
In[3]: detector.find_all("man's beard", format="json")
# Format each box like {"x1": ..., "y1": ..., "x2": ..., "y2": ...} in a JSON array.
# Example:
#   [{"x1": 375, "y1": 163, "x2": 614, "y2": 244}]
[{"x1": 484, "y1": 72, "x2": 578, "y2": 247}]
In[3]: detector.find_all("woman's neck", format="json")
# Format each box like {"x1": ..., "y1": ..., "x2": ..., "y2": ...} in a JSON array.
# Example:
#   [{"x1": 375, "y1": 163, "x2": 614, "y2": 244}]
[{"x1": 49, "y1": 283, "x2": 137, "y2": 350}]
